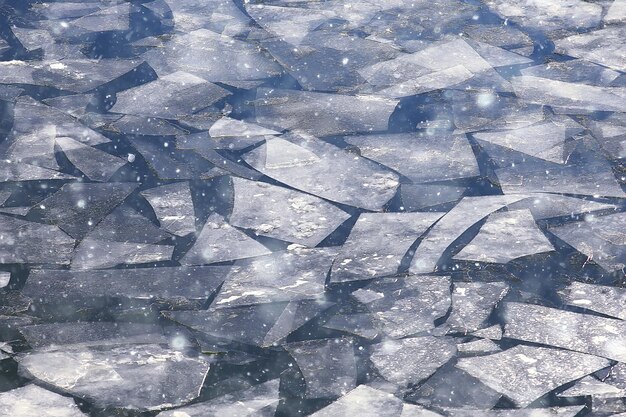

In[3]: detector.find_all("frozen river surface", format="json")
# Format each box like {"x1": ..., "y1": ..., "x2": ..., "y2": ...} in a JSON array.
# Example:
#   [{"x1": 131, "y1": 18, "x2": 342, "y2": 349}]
[{"x1": 0, "y1": 0, "x2": 625, "y2": 416}]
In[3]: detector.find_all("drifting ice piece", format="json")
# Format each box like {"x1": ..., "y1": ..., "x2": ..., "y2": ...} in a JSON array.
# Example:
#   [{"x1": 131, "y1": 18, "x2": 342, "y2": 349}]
[
  {"x1": 141, "y1": 182, "x2": 196, "y2": 236},
  {"x1": 410, "y1": 195, "x2": 526, "y2": 273},
  {"x1": 0, "y1": 385, "x2": 87, "y2": 417},
  {"x1": 445, "y1": 406, "x2": 586, "y2": 417},
  {"x1": 353, "y1": 276, "x2": 451, "y2": 338},
  {"x1": 255, "y1": 88, "x2": 398, "y2": 137},
  {"x1": 229, "y1": 177, "x2": 351, "y2": 247},
  {"x1": 285, "y1": 338, "x2": 357, "y2": 398},
  {"x1": 72, "y1": 3, "x2": 132, "y2": 32},
  {"x1": 549, "y1": 212, "x2": 626, "y2": 272},
  {"x1": 456, "y1": 344, "x2": 610, "y2": 407},
  {"x1": 331, "y1": 212, "x2": 444, "y2": 283},
  {"x1": 212, "y1": 247, "x2": 336, "y2": 308},
  {"x1": 209, "y1": 116, "x2": 280, "y2": 138},
  {"x1": 560, "y1": 281, "x2": 626, "y2": 320},
  {"x1": 344, "y1": 133, "x2": 479, "y2": 184},
  {"x1": 87, "y1": 205, "x2": 171, "y2": 244},
  {"x1": 370, "y1": 336, "x2": 456, "y2": 386},
  {"x1": 557, "y1": 375, "x2": 624, "y2": 398},
  {"x1": 310, "y1": 385, "x2": 404, "y2": 417},
  {"x1": 507, "y1": 194, "x2": 616, "y2": 220},
  {"x1": 55, "y1": 137, "x2": 127, "y2": 181},
  {"x1": 454, "y1": 209, "x2": 555, "y2": 264},
  {"x1": 446, "y1": 282, "x2": 509, "y2": 333},
  {"x1": 156, "y1": 379, "x2": 280, "y2": 416},
  {"x1": 457, "y1": 339, "x2": 501, "y2": 355},
  {"x1": 182, "y1": 213, "x2": 270, "y2": 265},
  {"x1": 18, "y1": 343, "x2": 210, "y2": 411},
  {"x1": 520, "y1": 60, "x2": 621, "y2": 87},
  {"x1": 504, "y1": 302, "x2": 626, "y2": 362},
  {"x1": 71, "y1": 238, "x2": 174, "y2": 269},
  {"x1": 243, "y1": 134, "x2": 399, "y2": 210},
  {"x1": 554, "y1": 27, "x2": 626, "y2": 73}
]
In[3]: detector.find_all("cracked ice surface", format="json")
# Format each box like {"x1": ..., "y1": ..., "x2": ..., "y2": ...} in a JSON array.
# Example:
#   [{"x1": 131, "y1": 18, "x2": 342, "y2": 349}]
[{"x1": 0, "y1": 0, "x2": 624, "y2": 416}]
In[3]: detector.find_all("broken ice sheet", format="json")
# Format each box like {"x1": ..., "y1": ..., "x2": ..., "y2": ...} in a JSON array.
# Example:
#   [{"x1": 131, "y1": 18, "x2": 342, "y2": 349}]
[
  {"x1": 554, "y1": 26, "x2": 626, "y2": 73},
  {"x1": 309, "y1": 385, "x2": 404, "y2": 417},
  {"x1": 446, "y1": 282, "x2": 509, "y2": 333},
  {"x1": 18, "y1": 342, "x2": 210, "y2": 411},
  {"x1": 557, "y1": 375, "x2": 624, "y2": 398},
  {"x1": 503, "y1": 302, "x2": 626, "y2": 362},
  {"x1": 255, "y1": 88, "x2": 399, "y2": 137},
  {"x1": 445, "y1": 406, "x2": 586, "y2": 417},
  {"x1": 55, "y1": 137, "x2": 127, "y2": 181},
  {"x1": 140, "y1": 181, "x2": 196, "y2": 236},
  {"x1": 142, "y1": 29, "x2": 281, "y2": 85},
  {"x1": 521, "y1": 60, "x2": 621, "y2": 87},
  {"x1": 209, "y1": 116, "x2": 281, "y2": 139},
  {"x1": 399, "y1": 184, "x2": 466, "y2": 211},
  {"x1": 244, "y1": 134, "x2": 399, "y2": 211},
  {"x1": 22, "y1": 266, "x2": 227, "y2": 316},
  {"x1": 0, "y1": 214, "x2": 74, "y2": 265},
  {"x1": 182, "y1": 213, "x2": 271, "y2": 265},
  {"x1": 212, "y1": 247, "x2": 336, "y2": 308},
  {"x1": 353, "y1": 275, "x2": 451, "y2": 338},
  {"x1": 456, "y1": 344, "x2": 610, "y2": 407},
  {"x1": 323, "y1": 313, "x2": 380, "y2": 340},
  {"x1": 29, "y1": 182, "x2": 138, "y2": 239},
  {"x1": 472, "y1": 325, "x2": 503, "y2": 340},
  {"x1": 507, "y1": 194, "x2": 616, "y2": 220},
  {"x1": 560, "y1": 281, "x2": 626, "y2": 320},
  {"x1": 410, "y1": 195, "x2": 527, "y2": 274},
  {"x1": 370, "y1": 336, "x2": 456, "y2": 387},
  {"x1": 284, "y1": 338, "x2": 357, "y2": 398},
  {"x1": 110, "y1": 71, "x2": 230, "y2": 120},
  {"x1": 330, "y1": 212, "x2": 444, "y2": 283},
  {"x1": 550, "y1": 213, "x2": 626, "y2": 272},
  {"x1": 457, "y1": 338, "x2": 501, "y2": 355},
  {"x1": 474, "y1": 116, "x2": 585, "y2": 164},
  {"x1": 72, "y1": 236, "x2": 172, "y2": 269},
  {"x1": 344, "y1": 132, "x2": 479, "y2": 184},
  {"x1": 162, "y1": 0, "x2": 251, "y2": 35},
  {"x1": 164, "y1": 300, "x2": 332, "y2": 348},
  {"x1": 177, "y1": 131, "x2": 266, "y2": 153},
  {"x1": 454, "y1": 209, "x2": 555, "y2": 264},
  {"x1": 228, "y1": 177, "x2": 351, "y2": 247},
  {"x1": 87, "y1": 204, "x2": 171, "y2": 244},
  {"x1": 484, "y1": 0, "x2": 602, "y2": 34},
  {"x1": 463, "y1": 25, "x2": 532, "y2": 50},
  {"x1": 0, "y1": 384, "x2": 86, "y2": 417},
  {"x1": 156, "y1": 379, "x2": 280, "y2": 417},
  {"x1": 71, "y1": 3, "x2": 132, "y2": 32}
]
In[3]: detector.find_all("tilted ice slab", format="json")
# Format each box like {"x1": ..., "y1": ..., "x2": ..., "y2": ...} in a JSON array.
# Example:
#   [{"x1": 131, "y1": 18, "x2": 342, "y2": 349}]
[
  {"x1": 87, "y1": 204, "x2": 171, "y2": 244},
  {"x1": 212, "y1": 247, "x2": 337, "y2": 308},
  {"x1": 229, "y1": 177, "x2": 351, "y2": 246},
  {"x1": 255, "y1": 88, "x2": 398, "y2": 137},
  {"x1": 71, "y1": 238, "x2": 174, "y2": 269},
  {"x1": 554, "y1": 26, "x2": 626, "y2": 73},
  {"x1": 344, "y1": 133, "x2": 479, "y2": 184},
  {"x1": 244, "y1": 134, "x2": 399, "y2": 210},
  {"x1": 156, "y1": 379, "x2": 280, "y2": 417},
  {"x1": 309, "y1": 385, "x2": 404, "y2": 417},
  {"x1": 557, "y1": 375, "x2": 624, "y2": 398},
  {"x1": 330, "y1": 212, "x2": 444, "y2": 283},
  {"x1": 141, "y1": 182, "x2": 196, "y2": 236},
  {"x1": 456, "y1": 344, "x2": 610, "y2": 407},
  {"x1": 507, "y1": 194, "x2": 616, "y2": 220},
  {"x1": 18, "y1": 342, "x2": 210, "y2": 411},
  {"x1": 410, "y1": 195, "x2": 527, "y2": 273},
  {"x1": 445, "y1": 406, "x2": 586, "y2": 417},
  {"x1": 560, "y1": 281, "x2": 626, "y2": 321},
  {"x1": 454, "y1": 209, "x2": 555, "y2": 264},
  {"x1": 520, "y1": 60, "x2": 621, "y2": 87},
  {"x1": 370, "y1": 336, "x2": 456, "y2": 387},
  {"x1": 55, "y1": 137, "x2": 127, "y2": 182},
  {"x1": 352, "y1": 276, "x2": 451, "y2": 338},
  {"x1": 0, "y1": 384, "x2": 87, "y2": 417},
  {"x1": 446, "y1": 281, "x2": 509, "y2": 333},
  {"x1": 503, "y1": 302, "x2": 626, "y2": 362}
]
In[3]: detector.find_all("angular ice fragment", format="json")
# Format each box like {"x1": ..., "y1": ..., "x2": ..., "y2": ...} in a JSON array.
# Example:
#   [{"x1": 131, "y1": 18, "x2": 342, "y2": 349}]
[
  {"x1": 560, "y1": 281, "x2": 626, "y2": 320},
  {"x1": 464, "y1": 25, "x2": 532, "y2": 49},
  {"x1": 557, "y1": 375, "x2": 624, "y2": 398},
  {"x1": 209, "y1": 116, "x2": 280, "y2": 138},
  {"x1": 0, "y1": 385, "x2": 87, "y2": 417},
  {"x1": 141, "y1": 182, "x2": 196, "y2": 236},
  {"x1": 29, "y1": 182, "x2": 137, "y2": 239},
  {"x1": 0, "y1": 215, "x2": 74, "y2": 265},
  {"x1": 164, "y1": 300, "x2": 332, "y2": 348},
  {"x1": 445, "y1": 406, "x2": 586, "y2": 417},
  {"x1": 156, "y1": 379, "x2": 280, "y2": 417},
  {"x1": 55, "y1": 137, "x2": 127, "y2": 181},
  {"x1": 255, "y1": 88, "x2": 398, "y2": 136},
  {"x1": 554, "y1": 27, "x2": 626, "y2": 73},
  {"x1": 111, "y1": 72, "x2": 230, "y2": 119},
  {"x1": 454, "y1": 210, "x2": 554, "y2": 264},
  {"x1": 605, "y1": 0, "x2": 626, "y2": 23},
  {"x1": 243, "y1": 134, "x2": 399, "y2": 210},
  {"x1": 399, "y1": 184, "x2": 466, "y2": 210},
  {"x1": 353, "y1": 276, "x2": 451, "y2": 338},
  {"x1": 521, "y1": 60, "x2": 621, "y2": 87},
  {"x1": 508, "y1": 194, "x2": 616, "y2": 220},
  {"x1": 410, "y1": 195, "x2": 527, "y2": 273},
  {"x1": 345, "y1": 133, "x2": 479, "y2": 184},
  {"x1": 229, "y1": 177, "x2": 351, "y2": 246},
  {"x1": 330, "y1": 212, "x2": 444, "y2": 283},
  {"x1": 182, "y1": 213, "x2": 270, "y2": 265},
  {"x1": 549, "y1": 212, "x2": 625, "y2": 272},
  {"x1": 323, "y1": 313, "x2": 380, "y2": 340},
  {"x1": 18, "y1": 343, "x2": 210, "y2": 411},
  {"x1": 370, "y1": 336, "x2": 456, "y2": 386},
  {"x1": 72, "y1": 3, "x2": 131, "y2": 32},
  {"x1": 247, "y1": 4, "x2": 335, "y2": 45},
  {"x1": 0, "y1": 272, "x2": 9, "y2": 288},
  {"x1": 87, "y1": 204, "x2": 171, "y2": 244},
  {"x1": 471, "y1": 325, "x2": 503, "y2": 340},
  {"x1": 284, "y1": 338, "x2": 356, "y2": 398},
  {"x1": 456, "y1": 344, "x2": 610, "y2": 407},
  {"x1": 378, "y1": 65, "x2": 474, "y2": 97},
  {"x1": 504, "y1": 302, "x2": 626, "y2": 362},
  {"x1": 212, "y1": 247, "x2": 336, "y2": 307},
  {"x1": 457, "y1": 339, "x2": 501, "y2": 355},
  {"x1": 310, "y1": 385, "x2": 404, "y2": 417},
  {"x1": 446, "y1": 282, "x2": 509, "y2": 333},
  {"x1": 71, "y1": 238, "x2": 174, "y2": 269}
]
